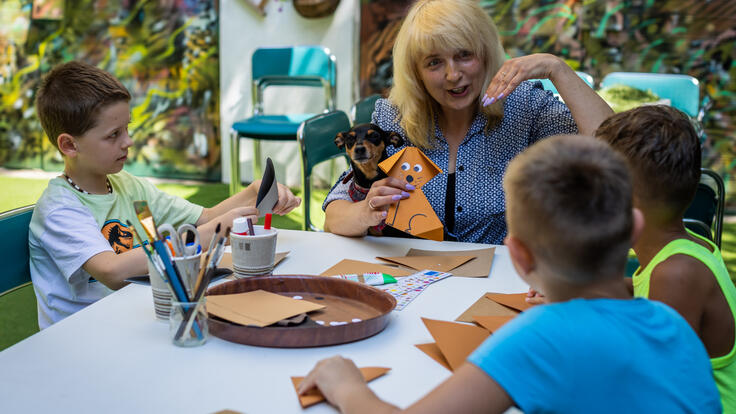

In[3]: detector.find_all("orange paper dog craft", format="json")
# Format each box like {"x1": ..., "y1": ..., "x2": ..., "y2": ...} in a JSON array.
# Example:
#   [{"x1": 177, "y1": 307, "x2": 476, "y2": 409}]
[{"x1": 378, "y1": 147, "x2": 444, "y2": 241}]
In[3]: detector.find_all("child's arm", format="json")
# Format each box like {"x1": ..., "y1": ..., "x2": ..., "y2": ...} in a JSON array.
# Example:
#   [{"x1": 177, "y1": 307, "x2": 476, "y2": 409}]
[
  {"x1": 298, "y1": 356, "x2": 513, "y2": 414},
  {"x1": 196, "y1": 180, "x2": 301, "y2": 225},
  {"x1": 649, "y1": 256, "x2": 714, "y2": 335},
  {"x1": 82, "y1": 248, "x2": 149, "y2": 290}
]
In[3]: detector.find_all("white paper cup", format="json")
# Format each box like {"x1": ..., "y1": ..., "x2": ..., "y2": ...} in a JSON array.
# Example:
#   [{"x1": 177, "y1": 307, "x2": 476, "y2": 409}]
[
  {"x1": 148, "y1": 259, "x2": 171, "y2": 322},
  {"x1": 230, "y1": 226, "x2": 278, "y2": 278}
]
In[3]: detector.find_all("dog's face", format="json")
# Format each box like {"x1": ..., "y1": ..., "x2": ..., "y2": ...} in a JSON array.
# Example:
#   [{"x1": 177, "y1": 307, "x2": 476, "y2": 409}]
[{"x1": 335, "y1": 123, "x2": 403, "y2": 180}]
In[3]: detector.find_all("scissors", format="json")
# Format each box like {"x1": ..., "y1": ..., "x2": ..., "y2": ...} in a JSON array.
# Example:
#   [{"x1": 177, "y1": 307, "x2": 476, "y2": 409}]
[{"x1": 157, "y1": 223, "x2": 201, "y2": 257}]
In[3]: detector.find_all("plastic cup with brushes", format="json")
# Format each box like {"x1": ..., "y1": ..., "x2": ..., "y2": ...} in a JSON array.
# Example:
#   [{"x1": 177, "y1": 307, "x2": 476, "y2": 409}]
[{"x1": 230, "y1": 214, "x2": 278, "y2": 278}]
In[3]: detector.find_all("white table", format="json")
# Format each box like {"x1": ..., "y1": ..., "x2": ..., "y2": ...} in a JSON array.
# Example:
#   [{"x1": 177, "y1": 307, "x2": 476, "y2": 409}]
[{"x1": 0, "y1": 230, "x2": 527, "y2": 414}]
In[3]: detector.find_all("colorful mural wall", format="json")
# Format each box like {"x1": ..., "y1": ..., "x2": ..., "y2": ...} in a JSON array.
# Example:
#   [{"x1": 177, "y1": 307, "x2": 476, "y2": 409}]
[
  {"x1": 0, "y1": 0, "x2": 220, "y2": 180},
  {"x1": 359, "y1": 0, "x2": 736, "y2": 205}
]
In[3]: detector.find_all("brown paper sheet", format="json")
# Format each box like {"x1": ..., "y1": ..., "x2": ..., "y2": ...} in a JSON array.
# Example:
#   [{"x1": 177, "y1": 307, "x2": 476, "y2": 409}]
[
  {"x1": 485, "y1": 292, "x2": 534, "y2": 312},
  {"x1": 319, "y1": 259, "x2": 414, "y2": 277},
  {"x1": 375, "y1": 255, "x2": 475, "y2": 273},
  {"x1": 455, "y1": 293, "x2": 519, "y2": 323},
  {"x1": 472, "y1": 315, "x2": 515, "y2": 333},
  {"x1": 379, "y1": 148, "x2": 444, "y2": 241},
  {"x1": 218, "y1": 251, "x2": 289, "y2": 271},
  {"x1": 291, "y1": 367, "x2": 390, "y2": 408},
  {"x1": 420, "y1": 318, "x2": 490, "y2": 371},
  {"x1": 415, "y1": 343, "x2": 451, "y2": 371},
  {"x1": 207, "y1": 290, "x2": 324, "y2": 327},
  {"x1": 406, "y1": 247, "x2": 495, "y2": 278}
]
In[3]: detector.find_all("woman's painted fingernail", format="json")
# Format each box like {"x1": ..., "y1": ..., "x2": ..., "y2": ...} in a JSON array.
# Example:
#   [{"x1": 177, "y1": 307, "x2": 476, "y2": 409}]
[
  {"x1": 392, "y1": 194, "x2": 402, "y2": 201},
  {"x1": 488, "y1": 97, "x2": 495, "y2": 105},
  {"x1": 401, "y1": 191, "x2": 410, "y2": 197},
  {"x1": 405, "y1": 184, "x2": 415, "y2": 190},
  {"x1": 497, "y1": 92, "x2": 504, "y2": 100},
  {"x1": 482, "y1": 94, "x2": 488, "y2": 102},
  {"x1": 381, "y1": 211, "x2": 387, "y2": 218},
  {"x1": 482, "y1": 97, "x2": 491, "y2": 107}
]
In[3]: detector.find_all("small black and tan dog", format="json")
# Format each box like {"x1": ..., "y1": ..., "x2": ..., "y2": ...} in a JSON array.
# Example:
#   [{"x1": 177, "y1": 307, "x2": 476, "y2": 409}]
[{"x1": 334, "y1": 123, "x2": 404, "y2": 190}]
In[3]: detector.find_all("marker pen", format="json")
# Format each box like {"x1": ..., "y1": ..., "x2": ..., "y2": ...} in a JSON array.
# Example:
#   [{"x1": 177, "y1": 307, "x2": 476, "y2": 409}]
[{"x1": 331, "y1": 272, "x2": 397, "y2": 286}]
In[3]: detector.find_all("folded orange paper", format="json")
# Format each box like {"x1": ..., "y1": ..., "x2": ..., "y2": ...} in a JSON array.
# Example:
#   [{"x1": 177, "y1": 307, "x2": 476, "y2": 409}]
[
  {"x1": 485, "y1": 292, "x2": 534, "y2": 312},
  {"x1": 455, "y1": 293, "x2": 520, "y2": 323},
  {"x1": 379, "y1": 148, "x2": 444, "y2": 241},
  {"x1": 418, "y1": 318, "x2": 490, "y2": 371},
  {"x1": 375, "y1": 255, "x2": 475, "y2": 273},
  {"x1": 291, "y1": 367, "x2": 391, "y2": 408},
  {"x1": 472, "y1": 315, "x2": 515, "y2": 333},
  {"x1": 207, "y1": 290, "x2": 324, "y2": 327},
  {"x1": 406, "y1": 247, "x2": 495, "y2": 278},
  {"x1": 319, "y1": 259, "x2": 414, "y2": 277}
]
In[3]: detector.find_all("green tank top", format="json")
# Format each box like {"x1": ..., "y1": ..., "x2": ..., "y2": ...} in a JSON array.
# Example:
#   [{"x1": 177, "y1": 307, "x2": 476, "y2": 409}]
[{"x1": 633, "y1": 230, "x2": 736, "y2": 412}]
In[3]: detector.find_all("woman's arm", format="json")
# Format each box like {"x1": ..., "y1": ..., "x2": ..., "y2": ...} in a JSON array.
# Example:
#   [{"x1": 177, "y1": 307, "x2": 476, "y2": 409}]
[
  {"x1": 324, "y1": 177, "x2": 412, "y2": 236},
  {"x1": 484, "y1": 54, "x2": 613, "y2": 135}
]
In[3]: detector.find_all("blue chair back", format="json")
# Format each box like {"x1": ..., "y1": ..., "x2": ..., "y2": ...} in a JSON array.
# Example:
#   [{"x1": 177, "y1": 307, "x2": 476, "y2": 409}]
[
  {"x1": 0, "y1": 205, "x2": 34, "y2": 295},
  {"x1": 600, "y1": 72, "x2": 700, "y2": 117},
  {"x1": 352, "y1": 94, "x2": 381, "y2": 125},
  {"x1": 537, "y1": 71, "x2": 594, "y2": 95}
]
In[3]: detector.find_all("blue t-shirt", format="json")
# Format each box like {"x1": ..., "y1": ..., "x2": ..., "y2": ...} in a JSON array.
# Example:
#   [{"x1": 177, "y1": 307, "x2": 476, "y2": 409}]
[
  {"x1": 468, "y1": 298, "x2": 721, "y2": 413},
  {"x1": 323, "y1": 81, "x2": 577, "y2": 244}
]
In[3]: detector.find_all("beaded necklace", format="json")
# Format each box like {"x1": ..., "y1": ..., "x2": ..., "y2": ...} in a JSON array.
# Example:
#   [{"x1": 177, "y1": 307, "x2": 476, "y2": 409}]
[{"x1": 63, "y1": 174, "x2": 112, "y2": 195}]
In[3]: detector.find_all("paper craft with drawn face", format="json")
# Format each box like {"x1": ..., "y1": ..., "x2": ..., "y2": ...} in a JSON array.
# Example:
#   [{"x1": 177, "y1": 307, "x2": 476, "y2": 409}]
[{"x1": 378, "y1": 147, "x2": 444, "y2": 241}]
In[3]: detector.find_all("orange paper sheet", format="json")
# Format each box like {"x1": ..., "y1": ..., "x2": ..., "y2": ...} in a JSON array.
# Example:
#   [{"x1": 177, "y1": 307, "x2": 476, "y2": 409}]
[
  {"x1": 485, "y1": 292, "x2": 534, "y2": 312},
  {"x1": 207, "y1": 290, "x2": 324, "y2": 327},
  {"x1": 419, "y1": 318, "x2": 490, "y2": 371},
  {"x1": 375, "y1": 255, "x2": 475, "y2": 273},
  {"x1": 407, "y1": 247, "x2": 495, "y2": 278},
  {"x1": 291, "y1": 367, "x2": 390, "y2": 408},
  {"x1": 415, "y1": 343, "x2": 451, "y2": 371},
  {"x1": 473, "y1": 315, "x2": 515, "y2": 333},
  {"x1": 319, "y1": 259, "x2": 414, "y2": 277},
  {"x1": 379, "y1": 148, "x2": 444, "y2": 241},
  {"x1": 455, "y1": 293, "x2": 520, "y2": 323}
]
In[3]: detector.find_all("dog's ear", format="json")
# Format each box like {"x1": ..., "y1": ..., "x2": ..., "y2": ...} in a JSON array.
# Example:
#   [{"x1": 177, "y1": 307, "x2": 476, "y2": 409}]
[
  {"x1": 388, "y1": 131, "x2": 404, "y2": 147},
  {"x1": 334, "y1": 132, "x2": 346, "y2": 149}
]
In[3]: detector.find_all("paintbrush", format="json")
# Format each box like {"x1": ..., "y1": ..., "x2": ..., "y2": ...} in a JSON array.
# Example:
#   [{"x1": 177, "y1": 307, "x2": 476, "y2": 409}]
[
  {"x1": 192, "y1": 222, "x2": 221, "y2": 297},
  {"x1": 133, "y1": 201, "x2": 160, "y2": 242}
]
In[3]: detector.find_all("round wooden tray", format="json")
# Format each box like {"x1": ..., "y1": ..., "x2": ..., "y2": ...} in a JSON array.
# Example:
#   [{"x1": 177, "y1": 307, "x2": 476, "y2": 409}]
[{"x1": 206, "y1": 275, "x2": 397, "y2": 348}]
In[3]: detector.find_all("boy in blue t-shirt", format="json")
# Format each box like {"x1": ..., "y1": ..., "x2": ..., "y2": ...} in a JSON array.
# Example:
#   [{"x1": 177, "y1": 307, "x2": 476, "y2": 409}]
[
  {"x1": 296, "y1": 135, "x2": 720, "y2": 413},
  {"x1": 30, "y1": 61, "x2": 301, "y2": 328}
]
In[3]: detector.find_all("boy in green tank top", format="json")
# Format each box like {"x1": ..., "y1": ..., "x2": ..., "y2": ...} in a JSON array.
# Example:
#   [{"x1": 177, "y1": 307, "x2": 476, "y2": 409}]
[{"x1": 596, "y1": 105, "x2": 736, "y2": 412}]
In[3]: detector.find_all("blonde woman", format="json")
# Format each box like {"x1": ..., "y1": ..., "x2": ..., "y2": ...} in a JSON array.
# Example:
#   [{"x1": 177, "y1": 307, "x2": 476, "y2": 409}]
[{"x1": 323, "y1": 0, "x2": 613, "y2": 243}]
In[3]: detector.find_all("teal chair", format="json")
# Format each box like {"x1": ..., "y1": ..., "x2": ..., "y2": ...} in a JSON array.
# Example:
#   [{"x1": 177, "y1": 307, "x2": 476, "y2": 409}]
[
  {"x1": 600, "y1": 72, "x2": 700, "y2": 117},
  {"x1": 230, "y1": 46, "x2": 337, "y2": 195},
  {"x1": 351, "y1": 94, "x2": 381, "y2": 125},
  {"x1": 536, "y1": 71, "x2": 595, "y2": 95},
  {"x1": 0, "y1": 205, "x2": 38, "y2": 350},
  {"x1": 296, "y1": 110, "x2": 350, "y2": 231}
]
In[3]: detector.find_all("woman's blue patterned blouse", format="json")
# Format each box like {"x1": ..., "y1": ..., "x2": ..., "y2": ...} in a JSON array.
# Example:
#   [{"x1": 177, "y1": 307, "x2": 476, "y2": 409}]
[{"x1": 323, "y1": 81, "x2": 577, "y2": 244}]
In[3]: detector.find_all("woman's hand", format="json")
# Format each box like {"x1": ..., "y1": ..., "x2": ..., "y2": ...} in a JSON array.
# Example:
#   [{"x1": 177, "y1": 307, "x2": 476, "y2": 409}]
[
  {"x1": 298, "y1": 356, "x2": 369, "y2": 408},
  {"x1": 361, "y1": 177, "x2": 414, "y2": 227},
  {"x1": 483, "y1": 53, "x2": 564, "y2": 106}
]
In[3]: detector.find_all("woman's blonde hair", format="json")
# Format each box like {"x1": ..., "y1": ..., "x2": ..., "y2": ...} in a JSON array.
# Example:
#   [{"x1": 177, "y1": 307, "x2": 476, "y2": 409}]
[{"x1": 389, "y1": 0, "x2": 506, "y2": 148}]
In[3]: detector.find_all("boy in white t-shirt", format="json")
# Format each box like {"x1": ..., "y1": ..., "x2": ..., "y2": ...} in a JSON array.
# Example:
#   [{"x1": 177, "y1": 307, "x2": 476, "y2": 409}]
[{"x1": 30, "y1": 61, "x2": 300, "y2": 328}]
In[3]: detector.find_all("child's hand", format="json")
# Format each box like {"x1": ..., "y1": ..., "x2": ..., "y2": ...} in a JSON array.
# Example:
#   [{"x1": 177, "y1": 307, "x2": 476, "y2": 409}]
[
  {"x1": 526, "y1": 288, "x2": 547, "y2": 305},
  {"x1": 297, "y1": 356, "x2": 368, "y2": 407},
  {"x1": 273, "y1": 183, "x2": 301, "y2": 215}
]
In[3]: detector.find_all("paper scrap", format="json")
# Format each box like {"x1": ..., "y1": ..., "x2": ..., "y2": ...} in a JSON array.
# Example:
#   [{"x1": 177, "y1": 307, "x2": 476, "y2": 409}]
[
  {"x1": 455, "y1": 293, "x2": 519, "y2": 323},
  {"x1": 373, "y1": 270, "x2": 451, "y2": 310},
  {"x1": 485, "y1": 292, "x2": 534, "y2": 312},
  {"x1": 472, "y1": 315, "x2": 514, "y2": 333},
  {"x1": 420, "y1": 318, "x2": 490, "y2": 371},
  {"x1": 207, "y1": 290, "x2": 324, "y2": 327},
  {"x1": 320, "y1": 259, "x2": 413, "y2": 277},
  {"x1": 375, "y1": 255, "x2": 475, "y2": 273},
  {"x1": 291, "y1": 367, "x2": 390, "y2": 408},
  {"x1": 415, "y1": 343, "x2": 451, "y2": 371},
  {"x1": 406, "y1": 247, "x2": 495, "y2": 278}
]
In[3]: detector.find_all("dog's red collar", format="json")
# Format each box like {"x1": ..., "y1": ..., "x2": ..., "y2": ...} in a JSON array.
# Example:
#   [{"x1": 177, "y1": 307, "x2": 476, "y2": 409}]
[{"x1": 348, "y1": 179, "x2": 370, "y2": 202}]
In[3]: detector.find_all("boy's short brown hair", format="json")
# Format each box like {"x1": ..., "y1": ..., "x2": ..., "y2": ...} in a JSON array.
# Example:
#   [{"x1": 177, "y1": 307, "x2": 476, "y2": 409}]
[
  {"x1": 35, "y1": 61, "x2": 131, "y2": 149},
  {"x1": 504, "y1": 135, "x2": 633, "y2": 283},
  {"x1": 595, "y1": 105, "x2": 701, "y2": 217}
]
